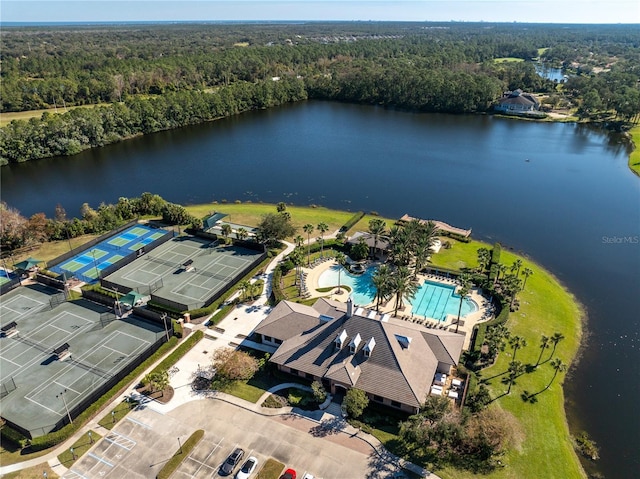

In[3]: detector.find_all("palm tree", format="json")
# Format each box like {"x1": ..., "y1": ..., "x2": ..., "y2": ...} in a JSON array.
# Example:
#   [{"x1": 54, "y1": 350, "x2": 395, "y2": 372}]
[
  {"x1": 476, "y1": 247, "x2": 491, "y2": 276},
  {"x1": 239, "y1": 280, "x2": 251, "y2": 301},
  {"x1": 368, "y1": 218, "x2": 386, "y2": 260},
  {"x1": 317, "y1": 222, "x2": 329, "y2": 258},
  {"x1": 535, "y1": 334, "x2": 550, "y2": 367},
  {"x1": 455, "y1": 274, "x2": 472, "y2": 333},
  {"x1": 506, "y1": 360, "x2": 525, "y2": 395},
  {"x1": 289, "y1": 249, "x2": 304, "y2": 287},
  {"x1": 510, "y1": 259, "x2": 523, "y2": 276},
  {"x1": 509, "y1": 335, "x2": 527, "y2": 363},
  {"x1": 294, "y1": 235, "x2": 304, "y2": 248},
  {"x1": 334, "y1": 252, "x2": 346, "y2": 294},
  {"x1": 413, "y1": 235, "x2": 432, "y2": 278},
  {"x1": 549, "y1": 332, "x2": 565, "y2": 360},
  {"x1": 236, "y1": 227, "x2": 248, "y2": 241},
  {"x1": 372, "y1": 264, "x2": 392, "y2": 312},
  {"x1": 392, "y1": 266, "x2": 419, "y2": 317},
  {"x1": 220, "y1": 223, "x2": 232, "y2": 244},
  {"x1": 276, "y1": 202, "x2": 287, "y2": 213},
  {"x1": 303, "y1": 224, "x2": 314, "y2": 266},
  {"x1": 545, "y1": 358, "x2": 567, "y2": 390},
  {"x1": 521, "y1": 267, "x2": 534, "y2": 290}
]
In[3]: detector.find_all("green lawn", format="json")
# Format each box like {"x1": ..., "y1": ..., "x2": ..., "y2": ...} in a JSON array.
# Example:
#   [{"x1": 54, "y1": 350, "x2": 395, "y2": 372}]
[
  {"x1": 494, "y1": 57, "x2": 525, "y2": 63},
  {"x1": 256, "y1": 458, "x2": 285, "y2": 479},
  {"x1": 157, "y1": 429, "x2": 204, "y2": 479},
  {"x1": 433, "y1": 242, "x2": 585, "y2": 479},
  {"x1": 628, "y1": 124, "x2": 640, "y2": 177},
  {"x1": 56, "y1": 430, "x2": 102, "y2": 468},
  {"x1": 98, "y1": 401, "x2": 136, "y2": 430},
  {"x1": 184, "y1": 202, "x2": 357, "y2": 235}
]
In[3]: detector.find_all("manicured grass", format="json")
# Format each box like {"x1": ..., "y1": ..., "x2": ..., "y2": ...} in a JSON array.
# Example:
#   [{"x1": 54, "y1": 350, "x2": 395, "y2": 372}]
[
  {"x1": 0, "y1": 104, "x2": 108, "y2": 127},
  {"x1": 494, "y1": 57, "x2": 525, "y2": 63},
  {"x1": 98, "y1": 401, "x2": 135, "y2": 430},
  {"x1": 256, "y1": 458, "x2": 285, "y2": 479},
  {"x1": 0, "y1": 444, "x2": 54, "y2": 467},
  {"x1": 348, "y1": 214, "x2": 396, "y2": 235},
  {"x1": 56, "y1": 430, "x2": 102, "y2": 468},
  {"x1": 220, "y1": 381, "x2": 267, "y2": 403},
  {"x1": 156, "y1": 429, "x2": 204, "y2": 479},
  {"x1": 184, "y1": 202, "x2": 356, "y2": 235},
  {"x1": 0, "y1": 463, "x2": 59, "y2": 479},
  {"x1": 428, "y1": 238, "x2": 480, "y2": 271},
  {"x1": 9, "y1": 234, "x2": 99, "y2": 266},
  {"x1": 432, "y1": 240, "x2": 585, "y2": 479},
  {"x1": 628, "y1": 124, "x2": 640, "y2": 177}
]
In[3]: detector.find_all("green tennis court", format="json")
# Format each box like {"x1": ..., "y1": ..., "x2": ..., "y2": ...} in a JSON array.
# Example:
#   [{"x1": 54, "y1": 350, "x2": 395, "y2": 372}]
[
  {"x1": 0, "y1": 285, "x2": 166, "y2": 438},
  {"x1": 102, "y1": 236, "x2": 265, "y2": 310}
]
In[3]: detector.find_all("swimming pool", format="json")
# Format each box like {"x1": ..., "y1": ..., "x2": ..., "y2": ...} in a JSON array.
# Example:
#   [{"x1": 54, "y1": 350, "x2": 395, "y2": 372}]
[{"x1": 317, "y1": 265, "x2": 478, "y2": 321}]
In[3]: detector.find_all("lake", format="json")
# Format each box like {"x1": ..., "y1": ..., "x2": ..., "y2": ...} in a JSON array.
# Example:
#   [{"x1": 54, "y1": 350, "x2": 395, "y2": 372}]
[{"x1": 2, "y1": 101, "x2": 639, "y2": 477}]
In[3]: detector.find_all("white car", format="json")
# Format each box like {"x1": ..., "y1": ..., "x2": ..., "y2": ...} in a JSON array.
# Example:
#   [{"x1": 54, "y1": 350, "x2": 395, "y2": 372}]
[
  {"x1": 302, "y1": 474, "x2": 315, "y2": 479},
  {"x1": 235, "y1": 456, "x2": 258, "y2": 479}
]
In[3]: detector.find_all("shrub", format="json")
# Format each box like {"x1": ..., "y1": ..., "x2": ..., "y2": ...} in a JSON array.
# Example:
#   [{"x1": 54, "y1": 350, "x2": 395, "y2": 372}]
[
  {"x1": 262, "y1": 394, "x2": 288, "y2": 408},
  {"x1": 311, "y1": 381, "x2": 327, "y2": 403},
  {"x1": 339, "y1": 211, "x2": 365, "y2": 232},
  {"x1": 490, "y1": 242, "x2": 502, "y2": 265},
  {"x1": 344, "y1": 388, "x2": 369, "y2": 419}
]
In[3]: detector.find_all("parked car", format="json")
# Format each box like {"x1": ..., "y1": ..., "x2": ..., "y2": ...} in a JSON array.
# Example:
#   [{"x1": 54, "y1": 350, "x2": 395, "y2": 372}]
[
  {"x1": 235, "y1": 456, "x2": 258, "y2": 479},
  {"x1": 301, "y1": 474, "x2": 314, "y2": 479},
  {"x1": 280, "y1": 469, "x2": 297, "y2": 479},
  {"x1": 220, "y1": 448, "x2": 245, "y2": 475}
]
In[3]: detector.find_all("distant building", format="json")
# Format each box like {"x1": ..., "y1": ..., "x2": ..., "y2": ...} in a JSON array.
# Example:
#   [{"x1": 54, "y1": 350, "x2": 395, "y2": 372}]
[
  {"x1": 494, "y1": 89, "x2": 540, "y2": 112},
  {"x1": 254, "y1": 298, "x2": 464, "y2": 413}
]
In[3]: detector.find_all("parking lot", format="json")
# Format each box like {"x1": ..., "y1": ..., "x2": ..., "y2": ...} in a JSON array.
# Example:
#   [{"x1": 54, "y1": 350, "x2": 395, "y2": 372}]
[{"x1": 64, "y1": 400, "x2": 396, "y2": 479}]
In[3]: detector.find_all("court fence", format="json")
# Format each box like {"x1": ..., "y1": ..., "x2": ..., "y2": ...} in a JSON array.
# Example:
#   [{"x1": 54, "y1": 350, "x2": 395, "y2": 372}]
[
  {"x1": 46, "y1": 219, "x2": 140, "y2": 269},
  {"x1": 0, "y1": 276, "x2": 21, "y2": 296},
  {"x1": 35, "y1": 272, "x2": 66, "y2": 291},
  {"x1": 7, "y1": 330, "x2": 169, "y2": 439},
  {"x1": 98, "y1": 228, "x2": 176, "y2": 282},
  {"x1": 193, "y1": 230, "x2": 266, "y2": 253},
  {"x1": 149, "y1": 250, "x2": 267, "y2": 312}
]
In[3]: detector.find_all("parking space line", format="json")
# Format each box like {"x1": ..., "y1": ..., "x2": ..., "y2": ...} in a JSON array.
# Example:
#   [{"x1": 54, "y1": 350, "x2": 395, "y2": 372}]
[
  {"x1": 188, "y1": 436, "x2": 224, "y2": 478},
  {"x1": 105, "y1": 431, "x2": 136, "y2": 450},
  {"x1": 63, "y1": 470, "x2": 88, "y2": 479},
  {"x1": 88, "y1": 452, "x2": 114, "y2": 467},
  {"x1": 126, "y1": 416, "x2": 152, "y2": 429}
]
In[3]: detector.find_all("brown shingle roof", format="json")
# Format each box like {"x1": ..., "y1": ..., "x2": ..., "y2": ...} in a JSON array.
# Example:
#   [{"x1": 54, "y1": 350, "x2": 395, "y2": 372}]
[{"x1": 264, "y1": 300, "x2": 464, "y2": 408}]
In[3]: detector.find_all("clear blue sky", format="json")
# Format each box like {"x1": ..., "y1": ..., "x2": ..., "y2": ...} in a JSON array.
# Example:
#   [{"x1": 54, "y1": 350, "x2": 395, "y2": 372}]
[{"x1": 3, "y1": 1, "x2": 639, "y2": 24}]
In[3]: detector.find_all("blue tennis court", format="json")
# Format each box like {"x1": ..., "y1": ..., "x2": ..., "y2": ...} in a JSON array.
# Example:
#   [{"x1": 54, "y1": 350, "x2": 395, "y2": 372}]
[{"x1": 50, "y1": 225, "x2": 167, "y2": 283}]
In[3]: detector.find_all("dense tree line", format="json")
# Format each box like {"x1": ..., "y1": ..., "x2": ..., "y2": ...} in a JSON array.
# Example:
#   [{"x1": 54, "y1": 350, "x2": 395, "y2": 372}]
[
  {"x1": 1, "y1": 22, "x2": 638, "y2": 164},
  {"x1": 0, "y1": 193, "x2": 200, "y2": 252},
  {"x1": 0, "y1": 77, "x2": 307, "y2": 164}
]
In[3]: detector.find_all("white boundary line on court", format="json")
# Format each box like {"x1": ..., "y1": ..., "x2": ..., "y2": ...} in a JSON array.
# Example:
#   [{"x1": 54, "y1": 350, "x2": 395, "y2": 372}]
[
  {"x1": 23, "y1": 331, "x2": 152, "y2": 416},
  {"x1": 0, "y1": 310, "x2": 94, "y2": 364},
  {"x1": 0, "y1": 294, "x2": 47, "y2": 318}
]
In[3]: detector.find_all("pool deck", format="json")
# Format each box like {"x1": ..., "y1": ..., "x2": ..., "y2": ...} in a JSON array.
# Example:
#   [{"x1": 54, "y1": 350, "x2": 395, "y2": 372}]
[{"x1": 302, "y1": 259, "x2": 494, "y2": 350}]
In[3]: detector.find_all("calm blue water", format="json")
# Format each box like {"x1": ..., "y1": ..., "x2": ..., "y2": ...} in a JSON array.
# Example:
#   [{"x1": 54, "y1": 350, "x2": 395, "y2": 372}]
[
  {"x1": 318, "y1": 265, "x2": 477, "y2": 320},
  {"x1": 535, "y1": 63, "x2": 567, "y2": 82},
  {"x1": 411, "y1": 280, "x2": 477, "y2": 319}
]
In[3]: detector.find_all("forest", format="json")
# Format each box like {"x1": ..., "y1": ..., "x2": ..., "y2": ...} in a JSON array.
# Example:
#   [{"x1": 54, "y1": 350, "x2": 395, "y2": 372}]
[{"x1": 1, "y1": 22, "x2": 639, "y2": 164}]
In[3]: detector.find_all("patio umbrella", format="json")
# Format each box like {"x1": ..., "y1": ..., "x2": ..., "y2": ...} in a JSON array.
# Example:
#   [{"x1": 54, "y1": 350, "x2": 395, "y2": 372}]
[
  {"x1": 119, "y1": 291, "x2": 145, "y2": 307},
  {"x1": 13, "y1": 257, "x2": 43, "y2": 270}
]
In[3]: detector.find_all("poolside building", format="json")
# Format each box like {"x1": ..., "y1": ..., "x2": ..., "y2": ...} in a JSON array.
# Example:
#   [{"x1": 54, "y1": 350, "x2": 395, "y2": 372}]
[{"x1": 254, "y1": 298, "x2": 464, "y2": 413}]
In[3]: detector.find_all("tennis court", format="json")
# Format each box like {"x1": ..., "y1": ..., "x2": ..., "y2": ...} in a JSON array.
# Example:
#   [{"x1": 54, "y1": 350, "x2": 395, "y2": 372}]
[
  {"x1": 50, "y1": 225, "x2": 167, "y2": 283},
  {"x1": 102, "y1": 236, "x2": 265, "y2": 310},
  {"x1": 0, "y1": 285, "x2": 165, "y2": 438}
]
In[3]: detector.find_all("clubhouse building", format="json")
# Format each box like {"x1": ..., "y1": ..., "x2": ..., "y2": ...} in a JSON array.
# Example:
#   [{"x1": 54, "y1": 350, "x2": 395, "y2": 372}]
[{"x1": 255, "y1": 298, "x2": 464, "y2": 413}]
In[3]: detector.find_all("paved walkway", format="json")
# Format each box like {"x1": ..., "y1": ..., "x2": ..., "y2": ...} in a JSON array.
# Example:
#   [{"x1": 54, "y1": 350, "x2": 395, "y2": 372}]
[{"x1": 0, "y1": 237, "x2": 438, "y2": 479}]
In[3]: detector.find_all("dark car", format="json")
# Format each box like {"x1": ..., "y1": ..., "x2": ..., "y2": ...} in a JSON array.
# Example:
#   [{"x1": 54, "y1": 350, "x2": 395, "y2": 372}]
[
  {"x1": 280, "y1": 469, "x2": 297, "y2": 479},
  {"x1": 220, "y1": 448, "x2": 244, "y2": 475}
]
